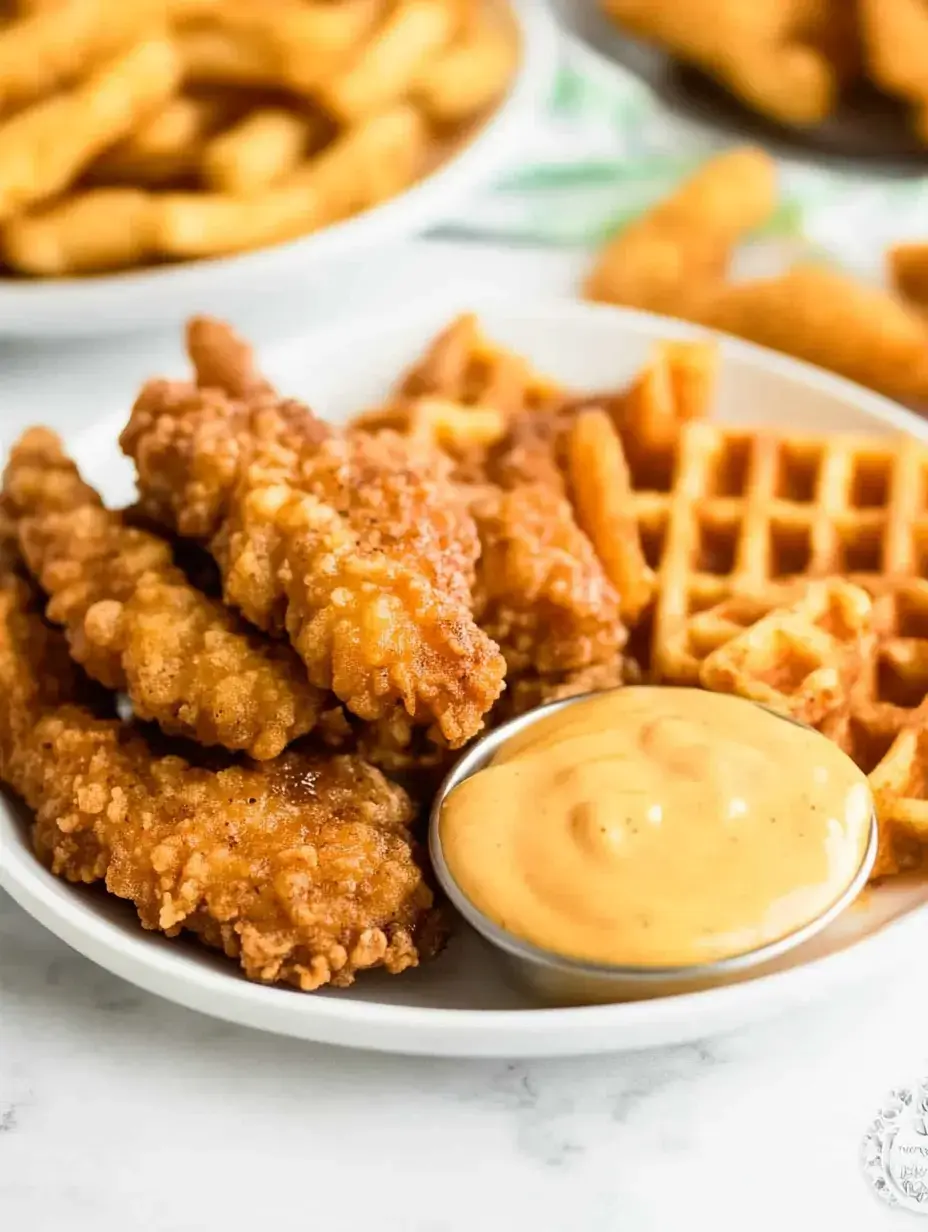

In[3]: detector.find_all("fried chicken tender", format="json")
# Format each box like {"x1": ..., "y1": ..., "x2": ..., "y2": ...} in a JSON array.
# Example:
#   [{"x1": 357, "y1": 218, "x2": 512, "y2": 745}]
[
  {"x1": 4, "y1": 428, "x2": 324, "y2": 759},
  {"x1": 0, "y1": 579, "x2": 442, "y2": 991},
  {"x1": 120, "y1": 321, "x2": 506, "y2": 746},
  {"x1": 468, "y1": 410, "x2": 626, "y2": 676}
]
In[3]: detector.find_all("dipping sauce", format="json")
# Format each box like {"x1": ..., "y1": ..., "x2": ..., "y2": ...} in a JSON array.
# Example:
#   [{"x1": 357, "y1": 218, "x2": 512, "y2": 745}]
[{"x1": 439, "y1": 688, "x2": 873, "y2": 968}]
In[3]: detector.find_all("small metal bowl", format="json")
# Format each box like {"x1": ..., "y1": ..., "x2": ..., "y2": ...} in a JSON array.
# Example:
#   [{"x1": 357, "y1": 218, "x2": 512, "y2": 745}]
[{"x1": 429, "y1": 691, "x2": 879, "y2": 1005}]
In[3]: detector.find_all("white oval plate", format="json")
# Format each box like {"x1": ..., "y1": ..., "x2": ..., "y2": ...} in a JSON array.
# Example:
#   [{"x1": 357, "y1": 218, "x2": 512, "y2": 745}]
[
  {"x1": 3, "y1": 292, "x2": 928, "y2": 1056},
  {"x1": 0, "y1": 1, "x2": 557, "y2": 338}
]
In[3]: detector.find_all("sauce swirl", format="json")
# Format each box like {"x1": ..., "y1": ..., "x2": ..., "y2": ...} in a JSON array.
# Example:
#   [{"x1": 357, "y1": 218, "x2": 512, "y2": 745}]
[{"x1": 439, "y1": 688, "x2": 872, "y2": 967}]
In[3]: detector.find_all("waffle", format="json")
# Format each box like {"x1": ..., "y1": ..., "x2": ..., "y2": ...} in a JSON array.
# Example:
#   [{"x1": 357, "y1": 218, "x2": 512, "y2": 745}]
[
  {"x1": 698, "y1": 579, "x2": 871, "y2": 727},
  {"x1": 695, "y1": 577, "x2": 928, "y2": 877},
  {"x1": 638, "y1": 421, "x2": 928, "y2": 682}
]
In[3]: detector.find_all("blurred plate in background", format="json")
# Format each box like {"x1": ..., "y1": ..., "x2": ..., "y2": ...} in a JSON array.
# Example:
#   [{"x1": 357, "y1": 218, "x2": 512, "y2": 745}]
[
  {"x1": 550, "y1": 0, "x2": 928, "y2": 175},
  {"x1": 0, "y1": 1, "x2": 558, "y2": 338}
]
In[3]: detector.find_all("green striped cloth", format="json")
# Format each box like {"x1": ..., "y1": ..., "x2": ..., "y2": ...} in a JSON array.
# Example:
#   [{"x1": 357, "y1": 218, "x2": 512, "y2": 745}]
[{"x1": 441, "y1": 53, "x2": 928, "y2": 276}]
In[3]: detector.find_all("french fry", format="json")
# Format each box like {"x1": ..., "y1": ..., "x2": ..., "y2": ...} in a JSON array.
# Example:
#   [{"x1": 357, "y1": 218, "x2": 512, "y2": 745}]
[
  {"x1": 0, "y1": 38, "x2": 180, "y2": 221},
  {"x1": 721, "y1": 40, "x2": 836, "y2": 125},
  {"x1": 698, "y1": 263, "x2": 928, "y2": 402},
  {"x1": 318, "y1": 0, "x2": 456, "y2": 123},
  {"x1": 91, "y1": 95, "x2": 225, "y2": 187},
  {"x1": 202, "y1": 108, "x2": 313, "y2": 195},
  {"x1": 155, "y1": 103, "x2": 426, "y2": 258},
  {"x1": 415, "y1": 9, "x2": 517, "y2": 124},
  {"x1": 889, "y1": 243, "x2": 928, "y2": 307},
  {"x1": 568, "y1": 409, "x2": 655, "y2": 622},
  {"x1": 585, "y1": 148, "x2": 777, "y2": 312},
  {"x1": 0, "y1": 0, "x2": 166, "y2": 112},
  {"x1": 175, "y1": 26, "x2": 283, "y2": 90},
  {"x1": 2, "y1": 188, "x2": 157, "y2": 274}
]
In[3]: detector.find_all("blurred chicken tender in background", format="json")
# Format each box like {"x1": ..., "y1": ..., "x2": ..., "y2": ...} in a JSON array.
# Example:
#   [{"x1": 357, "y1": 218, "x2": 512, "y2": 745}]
[{"x1": 0, "y1": 0, "x2": 518, "y2": 278}]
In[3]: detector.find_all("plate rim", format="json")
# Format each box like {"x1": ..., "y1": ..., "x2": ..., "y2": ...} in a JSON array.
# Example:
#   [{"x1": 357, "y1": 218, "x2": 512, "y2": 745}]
[{"x1": 3, "y1": 291, "x2": 928, "y2": 1056}]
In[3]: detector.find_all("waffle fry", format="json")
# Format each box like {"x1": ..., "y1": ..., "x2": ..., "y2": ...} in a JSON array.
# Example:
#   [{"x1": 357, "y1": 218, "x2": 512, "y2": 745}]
[
  {"x1": 567, "y1": 409, "x2": 656, "y2": 622},
  {"x1": 202, "y1": 107, "x2": 315, "y2": 195},
  {"x1": 699, "y1": 264, "x2": 928, "y2": 404},
  {"x1": 397, "y1": 313, "x2": 563, "y2": 414},
  {"x1": 0, "y1": 38, "x2": 180, "y2": 222},
  {"x1": 318, "y1": 0, "x2": 457, "y2": 123},
  {"x1": 585, "y1": 148, "x2": 777, "y2": 313}
]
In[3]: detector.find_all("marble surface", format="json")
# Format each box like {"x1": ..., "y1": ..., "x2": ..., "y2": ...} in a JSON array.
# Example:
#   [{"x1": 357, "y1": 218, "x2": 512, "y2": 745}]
[{"x1": 1, "y1": 243, "x2": 927, "y2": 1230}]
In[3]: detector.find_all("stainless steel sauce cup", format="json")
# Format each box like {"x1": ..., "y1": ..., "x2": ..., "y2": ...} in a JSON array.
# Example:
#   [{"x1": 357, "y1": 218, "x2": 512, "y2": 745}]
[{"x1": 429, "y1": 691, "x2": 879, "y2": 1006}]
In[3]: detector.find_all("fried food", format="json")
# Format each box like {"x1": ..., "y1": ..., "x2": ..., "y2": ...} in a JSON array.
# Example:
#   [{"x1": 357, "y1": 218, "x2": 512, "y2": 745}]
[
  {"x1": 585, "y1": 150, "x2": 928, "y2": 402},
  {"x1": 0, "y1": 37, "x2": 180, "y2": 223},
  {"x1": 0, "y1": 0, "x2": 516, "y2": 278},
  {"x1": 121, "y1": 320, "x2": 506, "y2": 747},
  {"x1": 889, "y1": 242, "x2": 928, "y2": 308},
  {"x1": 699, "y1": 264, "x2": 928, "y2": 404},
  {"x1": 0, "y1": 576, "x2": 442, "y2": 991},
  {"x1": 600, "y1": 0, "x2": 858, "y2": 126},
  {"x1": 566, "y1": 409, "x2": 655, "y2": 622},
  {"x1": 4, "y1": 427, "x2": 324, "y2": 759},
  {"x1": 585, "y1": 147, "x2": 777, "y2": 314}
]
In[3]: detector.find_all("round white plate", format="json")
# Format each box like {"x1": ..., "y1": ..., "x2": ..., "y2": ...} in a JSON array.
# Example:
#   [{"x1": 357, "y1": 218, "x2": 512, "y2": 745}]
[
  {"x1": 3, "y1": 292, "x2": 928, "y2": 1056},
  {"x1": 0, "y1": 1, "x2": 557, "y2": 338}
]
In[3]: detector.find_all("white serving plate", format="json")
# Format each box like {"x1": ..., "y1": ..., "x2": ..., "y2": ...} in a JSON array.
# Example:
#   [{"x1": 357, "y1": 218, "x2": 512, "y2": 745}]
[
  {"x1": 3, "y1": 291, "x2": 928, "y2": 1057},
  {"x1": 0, "y1": 1, "x2": 556, "y2": 338}
]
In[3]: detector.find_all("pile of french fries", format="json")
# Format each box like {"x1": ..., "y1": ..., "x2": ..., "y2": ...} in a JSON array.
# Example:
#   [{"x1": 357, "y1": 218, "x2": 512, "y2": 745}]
[
  {"x1": 0, "y1": 0, "x2": 517, "y2": 278},
  {"x1": 601, "y1": 0, "x2": 928, "y2": 137}
]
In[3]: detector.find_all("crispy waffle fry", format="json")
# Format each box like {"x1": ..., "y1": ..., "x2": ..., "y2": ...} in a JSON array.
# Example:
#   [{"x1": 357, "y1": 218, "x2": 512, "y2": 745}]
[
  {"x1": 0, "y1": 0, "x2": 165, "y2": 112},
  {"x1": 585, "y1": 148, "x2": 777, "y2": 312},
  {"x1": 889, "y1": 242, "x2": 928, "y2": 308},
  {"x1": 0, "y1": 38, "x2": 180, "y2": 222},
  {"x1": 567, "y1": 409, "x2": 656, "y2": 622},
  {"x1": 699, "y1": 578, "x2": 872, "y2": 726},
  {"x1": 154, "y1": 103, "x2": 426, "y2": 259},
  {"x1": 318, "y1": 0, "x2": 456, "y2": 122},
  {"x1": 354, "y1": 397, "x2": 509, "y2": 453},
  {"x1": 202, "y1": 107, "x2": 315, "y2": 195},
  {"x1": 416, "y1": 7, "x2": 517, "y2": 124},
  {"x1": 2, "y1": 188, "x2": 157, "y2": 275},
  {"x1": 397, "y1": 313, "x2": 563, "y2": 414},
  {"x1": 699, "y1": 264, "x2": 928, "y2": 403}
]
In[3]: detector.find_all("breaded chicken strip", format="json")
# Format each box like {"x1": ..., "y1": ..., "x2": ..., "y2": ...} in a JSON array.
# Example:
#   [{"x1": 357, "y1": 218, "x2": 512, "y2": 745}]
[
  {"x1": 0, "y1": 578, "x2": 443, "y2": 991},
  {"x1": 4, "y1": 428, "x2": 324, "y2": 759},
  {"x1": 121, "y1": 322, "x2": 506, "y2": 746}
]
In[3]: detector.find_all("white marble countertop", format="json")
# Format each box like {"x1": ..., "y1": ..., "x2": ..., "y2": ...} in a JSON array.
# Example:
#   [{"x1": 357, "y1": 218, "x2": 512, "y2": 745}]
[{"x1": 1, "y1": 243, "x2": 927, "y2": 1231}]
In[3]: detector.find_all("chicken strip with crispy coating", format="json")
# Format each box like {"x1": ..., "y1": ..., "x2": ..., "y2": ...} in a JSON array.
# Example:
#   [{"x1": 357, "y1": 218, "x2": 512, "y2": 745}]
[
  {"x1": 121, "y1": 322, "x2": 506, "y2": 747},
  {"x1": 4, "y1": 428, "x2": 324, "y2": 759},
  {"x1": 0, "y1": 577, "x2": 443, "y2": 991}
]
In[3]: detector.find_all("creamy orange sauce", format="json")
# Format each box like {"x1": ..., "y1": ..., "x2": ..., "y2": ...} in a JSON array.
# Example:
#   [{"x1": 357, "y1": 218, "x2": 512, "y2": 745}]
[{"x1": 439, "y1": 688, "x2": 872, "y2": 967}]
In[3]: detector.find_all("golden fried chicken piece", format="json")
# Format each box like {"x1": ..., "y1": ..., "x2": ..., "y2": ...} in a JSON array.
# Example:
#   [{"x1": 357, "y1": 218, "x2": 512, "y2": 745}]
[
  {"x1": 121, "y1": 324, "x2": 506, "y2": 747},
  {"x1": 491, "y1": 657, "x2": 628, "y2": 725},
  {"x1": 0, "y1": 579, "x2": 443, "y2": 991},
  {"x1": 4, "y1": 428, "x2": 324, "y2": 759},
  {"x1": 185, "y1": 315, "x2": 275, "y2": 400}
]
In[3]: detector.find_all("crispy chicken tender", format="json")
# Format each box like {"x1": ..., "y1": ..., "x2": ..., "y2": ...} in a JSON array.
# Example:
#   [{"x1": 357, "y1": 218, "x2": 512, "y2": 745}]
[
  {"x1": 4, "y1": 428, "x2": 324, "y2": 760},
  {"x1": 120, "y1": 322, "x2": 506, "y2": 746},
  {"x1": 0, "y1": 579, "x2": 443, "y2": 991}
]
